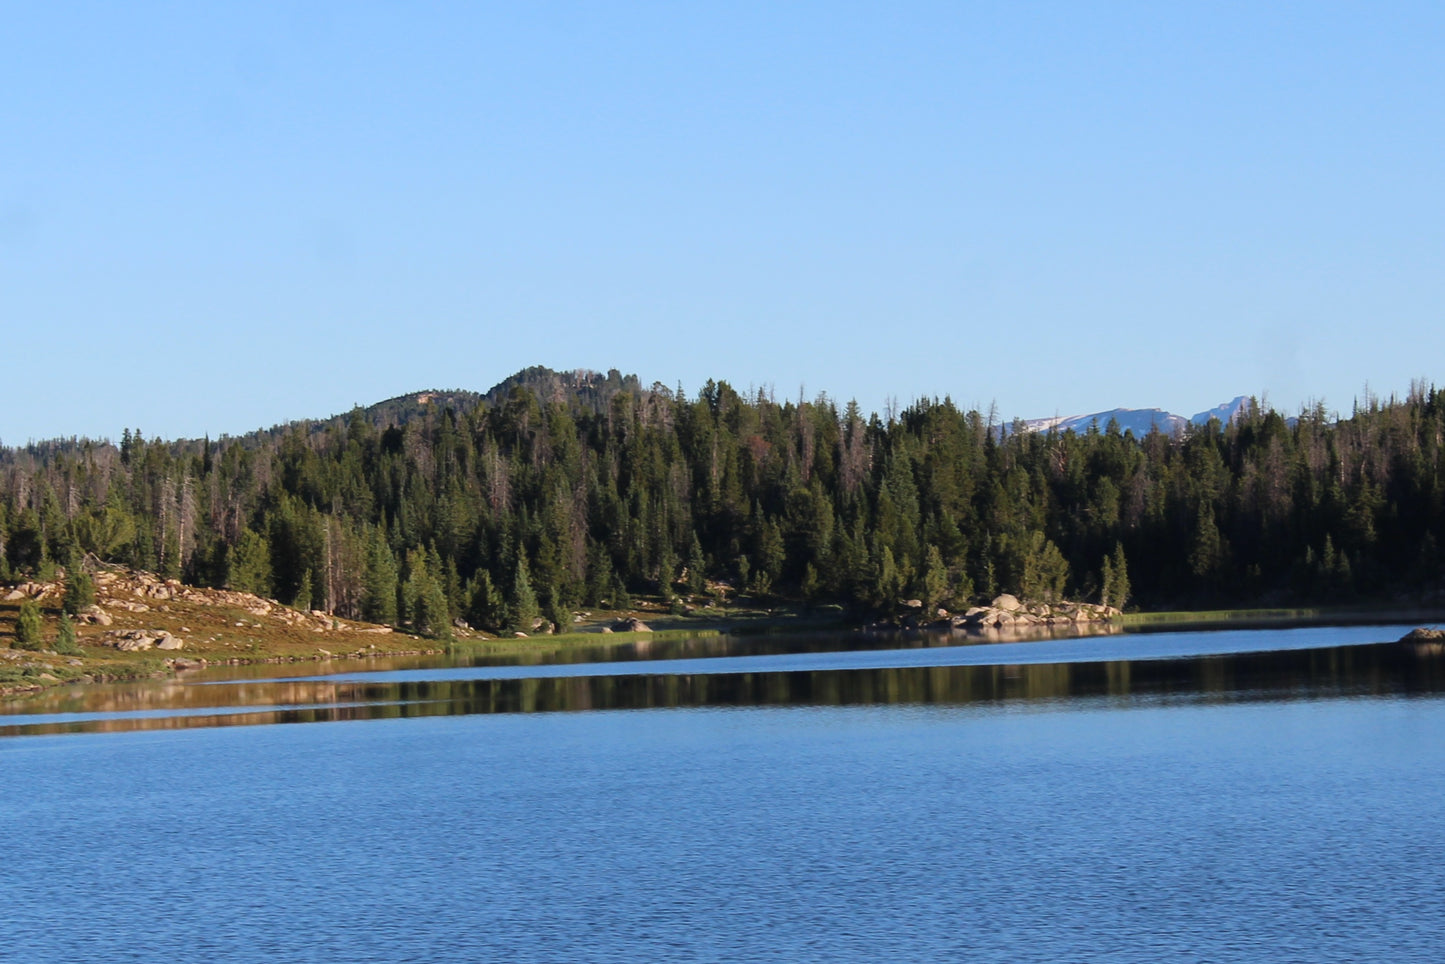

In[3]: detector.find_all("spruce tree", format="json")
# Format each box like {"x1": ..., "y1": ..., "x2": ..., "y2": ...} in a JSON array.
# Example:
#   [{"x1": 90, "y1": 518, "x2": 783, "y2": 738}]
[
  {"x1": 294, "y1": 569, "x2": 313, "y2": 612},
  {"x1": 510, "y1": 557, "x2": 539, "y2": 631},
  {"x1": 657, "y1": 544, "x2": 677, "y2": 601},
  {"x1": 1108, "y1": 542, "x2": 1130, "y2": 611},
  {"x1": 466, "y1": 569, "x2": 505, "y2": 632},
  {"x1": 228, "y1": 529, "x2": 273, "y2": 598},
  {"x1": 686, "y1": 532, "x2": 707, "y2": 595},
  {"x1": 922, "y1": 545, "x2": 948, "y2": 612},
  {"x1": 55, "y1": 612, "x2": 80, "y2": 655},
  {"x1": 63, "y1": 553, "x2": 95, "y2": 616},
  {"x1": 545, "y1": 586, "x2": 569, "y2": 635},
  {"x1": 362, "y1": 529, "x2": 398, "y2": 625},
  {"x1": 14, "y1": 600, "x2": 43, "y2": 651},
  {"x1": 800, "y1": 562, "x2": 820, "y2": 605},
  {"x1": 403, "y1": 549, "x2": 452, "y2": 639}
]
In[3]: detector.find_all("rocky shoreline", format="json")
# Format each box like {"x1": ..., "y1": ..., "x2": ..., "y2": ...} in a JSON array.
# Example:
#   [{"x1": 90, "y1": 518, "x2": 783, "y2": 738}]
[
  {"x1": 1400, "y1": 626, "x2": 1445, "y2": 653},
  {"x1": 870, "y1": 593, "x2": 1122, "y2": 634}
]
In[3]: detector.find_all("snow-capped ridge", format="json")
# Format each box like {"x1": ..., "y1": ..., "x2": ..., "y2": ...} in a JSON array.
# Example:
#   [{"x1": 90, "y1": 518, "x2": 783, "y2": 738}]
[
  {"x1": 1189, "y1": 395, "x2": 1253, "y2": 427},
  {"x1": 1019, "y1": 396, "x2": 1254, "y2": 437}
]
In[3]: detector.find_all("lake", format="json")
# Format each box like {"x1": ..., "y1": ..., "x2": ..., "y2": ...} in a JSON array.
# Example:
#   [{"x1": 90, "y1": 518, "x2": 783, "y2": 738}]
[{"x1": 3, "y1": 622, "x2": 1444, "y2": 961}]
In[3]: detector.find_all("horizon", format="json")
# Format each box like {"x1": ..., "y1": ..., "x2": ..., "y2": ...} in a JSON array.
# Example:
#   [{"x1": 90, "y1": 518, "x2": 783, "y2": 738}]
[
  {"x1": 5, "y1": 3, "x2": 1443, "y2": 442},
  {"x1": 0, "y1": 365, "x2": 1410, "y2": 449}
]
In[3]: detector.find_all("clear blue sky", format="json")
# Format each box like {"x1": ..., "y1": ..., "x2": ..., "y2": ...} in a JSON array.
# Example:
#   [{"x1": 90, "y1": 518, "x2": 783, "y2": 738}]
[{"x1": 4, "y1": 1, "x2": 1442, "y2": 442}]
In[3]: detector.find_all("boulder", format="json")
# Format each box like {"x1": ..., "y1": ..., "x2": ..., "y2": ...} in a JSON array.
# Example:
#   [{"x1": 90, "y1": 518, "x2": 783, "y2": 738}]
[
  {"x1": 612, "y1": 617, "x2": 652, "y2": 633},
  {"x1": 104, "y1": 628, "x2": 183, "y2": 652},
  {"x1": 115, "y1": 635, "x2": 157, "y2": 652},
  {"x1": 990, "y1": 594, "x2": 1022, "y2": 612},
  {"x1": 79, "y1": 605, "x2": 113, "y2": 627}
]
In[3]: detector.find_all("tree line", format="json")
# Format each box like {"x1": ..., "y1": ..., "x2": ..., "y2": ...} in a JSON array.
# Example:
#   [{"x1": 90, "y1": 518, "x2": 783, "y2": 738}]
[{"x1": 2, "y1": 368, "x2": 1442, "y2": 636}]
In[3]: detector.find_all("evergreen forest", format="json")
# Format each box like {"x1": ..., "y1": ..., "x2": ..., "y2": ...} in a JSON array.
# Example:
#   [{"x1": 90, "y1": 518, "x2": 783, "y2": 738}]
[{"x1": 2, "y1": 367, "x2": 1443, "y2": 636}]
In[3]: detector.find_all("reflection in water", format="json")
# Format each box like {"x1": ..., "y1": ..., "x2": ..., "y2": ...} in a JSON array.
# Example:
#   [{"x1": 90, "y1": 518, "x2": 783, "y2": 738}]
[{"x1": 3, "y1": 640, "x2": 1441, "y2": 737}]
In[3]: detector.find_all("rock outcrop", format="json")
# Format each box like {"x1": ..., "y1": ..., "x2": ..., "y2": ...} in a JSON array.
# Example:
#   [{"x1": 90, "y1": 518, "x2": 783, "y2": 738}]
[
  {"x1": 3, "y1": 582, "x2": 59, "y2": 602},
  {"x1": 100, "y1": 629, "x2": 185, "y2": 652},
  {"x1": 990, "y1": 594, "x2": 1023, "y2": 612},
  {"x1": 943, "y1": 599, "x2": 1121, "y2": 632}
]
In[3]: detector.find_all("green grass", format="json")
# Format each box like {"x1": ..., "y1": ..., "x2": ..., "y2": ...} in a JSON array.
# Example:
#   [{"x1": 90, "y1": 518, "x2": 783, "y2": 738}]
[
  {"x1": 442, "y1": 626, "x2": 725, "y2": 658},
  {"x1": 1120, "y1": 604, "x2": 1445, "y2": 632},
  {"x1": 1122, "y1": 607, "x2": 1324, "y2": 626}
]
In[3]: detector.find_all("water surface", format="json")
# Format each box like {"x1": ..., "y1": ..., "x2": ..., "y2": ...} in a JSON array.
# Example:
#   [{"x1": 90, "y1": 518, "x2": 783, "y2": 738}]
[{"x1": 4, "y1": 622, "x2": 1444, "y2": 962}]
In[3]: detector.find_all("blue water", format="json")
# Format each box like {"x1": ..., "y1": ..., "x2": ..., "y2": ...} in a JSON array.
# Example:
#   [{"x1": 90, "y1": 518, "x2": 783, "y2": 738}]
[
  {"x1": 3, "y1": 624, "x2": 1445, "y2": 961},
  {"x1": 254, "y1": 622, "x2": 1414, "y2": 685}
]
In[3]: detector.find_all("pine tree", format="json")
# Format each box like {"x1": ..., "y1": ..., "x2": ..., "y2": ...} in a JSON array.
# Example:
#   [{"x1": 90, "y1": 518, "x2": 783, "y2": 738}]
[
  {"x1": 657, "y1": 543, "x2": 678, "y2": 601},
  {"x1": 686, "y1": 531, "x2": 707, "y2": 596},
  {"x1": 403, "y1": 549, "x2": 452, "y2": 639},
  {"x1": 362, "y1": 529, "x2": 399, "y2": 626},
  {"x1": 1108, "y1": 542, "x2": 1130, "y2": 610},
  {"x1": 62, "y1": 552, "x2": 95, "y2": 616},
  {"x1": 294, "y1": 569, "x2": 313, "y2": 612},
  {"x1": 509, "y1": 556, "x2": 539, "y2": 631},
  {"x1": 922, "y1": 545, "x2": 948, "y2": 612},
  {"x1": 1189, "y1": 507, "x2": 1226, "y2": 585},
  {"x1": 466, "y1": 569, "x2": 505, "y2": 631},
  {"x1": 875, "y1": 545, "x2": 902, "y2": 610},
  {"x1": 55, "y1": 612, "x2": 81, "y2": 655},
  {"x1": 800, "y1": 562, "x2": 820, "y2": 605},
  {"x1": 228, "y1": 529, "x2": 273, "y2": 598},
  {"x1": 585, "y1": 543, "x2": 615, "y2": 607},
  {"x1": 1019, "y1": 531, "x2": 1069, "y2": 603},
  {"x1": 14, "y1": 600, "x2": 43, "y2": 651},
  {"x1": 545, "y1": 586, "x2": 570, "y2": 635}
]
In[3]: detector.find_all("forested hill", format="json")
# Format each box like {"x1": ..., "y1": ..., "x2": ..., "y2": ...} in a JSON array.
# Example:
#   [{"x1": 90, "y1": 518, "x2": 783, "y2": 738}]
[
  {"x1": 347, "y1": 366, "x2": 644, "y2": 433},
  {"x1": 1, "y1": 368, "x2": 1442, "y2": 635}
]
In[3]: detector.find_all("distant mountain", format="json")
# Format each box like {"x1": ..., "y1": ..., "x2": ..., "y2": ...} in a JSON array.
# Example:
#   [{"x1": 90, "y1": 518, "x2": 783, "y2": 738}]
[
  {"x1": 1020, "y1": 396, "x2": 1254, "y2": 437},
  {"x1": 1189, "y1": 395, "x2": 1253, "y2": 427},
  {"x1": 1022, "y1": 408, "x2": 1189, "y2": 437}
]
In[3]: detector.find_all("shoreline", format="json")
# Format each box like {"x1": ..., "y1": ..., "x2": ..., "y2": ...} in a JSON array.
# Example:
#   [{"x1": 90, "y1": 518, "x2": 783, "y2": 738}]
[{"x1": 5, "y1": 596, "x2": 1444, "y2": 706}]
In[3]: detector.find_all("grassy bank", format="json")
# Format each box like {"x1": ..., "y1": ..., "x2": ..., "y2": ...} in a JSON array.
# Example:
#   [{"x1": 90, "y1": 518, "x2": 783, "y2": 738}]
[
  {"x1": 0, "y1": 578, "x2": 850, "y2": 703},
  {"x1": 9, "y1": 573, "x2": 1441, "y2": 706},
  {"x1": 1120, "y1": 605, "x2": 1445, "y2": 632}
]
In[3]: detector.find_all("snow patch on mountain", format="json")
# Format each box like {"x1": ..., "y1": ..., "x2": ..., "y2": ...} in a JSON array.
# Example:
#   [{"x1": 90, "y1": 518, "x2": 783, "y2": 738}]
[
  {"x1": 1189, "y1": 395, "x2": 1253, "y2": 426},
  {"x1": 1019, "y1": 396, "x2": 1254, "y2": 437}
]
